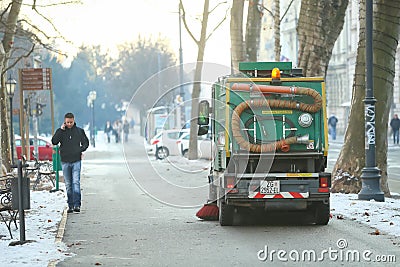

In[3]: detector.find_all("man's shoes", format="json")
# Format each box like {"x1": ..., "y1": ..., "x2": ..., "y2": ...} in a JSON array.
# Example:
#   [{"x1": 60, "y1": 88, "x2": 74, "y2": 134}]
[
  {"x1": 74, "y1": 206, "x2": 80, "y2": 212},
  {"x1": 67, "y1": 207, "x2": 74, "y2": 213}
]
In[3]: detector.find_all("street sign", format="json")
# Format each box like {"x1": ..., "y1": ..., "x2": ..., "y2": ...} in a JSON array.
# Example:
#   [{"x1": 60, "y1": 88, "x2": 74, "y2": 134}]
[{"x1": 20, "y1": 68, "x2": 52, "y2": 90}]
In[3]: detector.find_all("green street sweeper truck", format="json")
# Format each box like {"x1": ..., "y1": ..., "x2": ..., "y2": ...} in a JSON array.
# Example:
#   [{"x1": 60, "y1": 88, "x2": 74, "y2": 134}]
[{"x1": 196, "y1": 61, "x2": 331, "y2": 226}]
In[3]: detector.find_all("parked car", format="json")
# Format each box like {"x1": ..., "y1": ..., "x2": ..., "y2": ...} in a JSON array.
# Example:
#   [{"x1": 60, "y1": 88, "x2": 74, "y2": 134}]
[
  {"x1": 176, "y1": 132, "x2": 215, "y2": 159},
  {"x1": 15, "y1": 136, "x2": 53, "y2": 161},
  {"x1": 150, "y1": 129, "x2": 189, "y2": 159}
]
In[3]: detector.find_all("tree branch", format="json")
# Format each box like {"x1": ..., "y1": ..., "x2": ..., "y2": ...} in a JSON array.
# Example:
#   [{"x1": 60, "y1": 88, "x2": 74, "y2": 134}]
[
  {"x1": 29, "y1": 7, "x2": 64, "y2": 38},
  {"x1": 179, "y1": 0, "x2": 200, "y2": 45},
  {"x1": 1, "y1": 44, "x2": 36, "y2": 76},
  {"x1": 258, "y1": 2, "x2": 274, "y2": 17},
  {"x1": 27, "y1": 0, "x2": 82, "y2": 8},
  {"x1": 17, "y1": 19, "x2": 52, "y2": 40},
  {"x1": 280, "y1": 0, "x2": 295, "y2": 22},
  {"x1": 208, "y1": 1, "x2": 227, "y2": 14},
  {"x1": 0, "y1": 2, "x2": 13, "y2": 19},
  {"x1": 206, "y1": 7, "x2": 229, "y2": 41}
]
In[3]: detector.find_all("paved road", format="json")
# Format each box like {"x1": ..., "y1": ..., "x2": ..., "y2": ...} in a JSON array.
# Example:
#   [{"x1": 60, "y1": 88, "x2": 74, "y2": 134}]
[{"x1": 57, "y1": 133, "x2": 399, "y2": 266}]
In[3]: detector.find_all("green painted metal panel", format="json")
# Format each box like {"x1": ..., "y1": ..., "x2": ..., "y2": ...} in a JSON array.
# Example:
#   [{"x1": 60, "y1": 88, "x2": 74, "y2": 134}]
[{"x1": 239, "y1": 62, "x2": 292, "y2": 71}]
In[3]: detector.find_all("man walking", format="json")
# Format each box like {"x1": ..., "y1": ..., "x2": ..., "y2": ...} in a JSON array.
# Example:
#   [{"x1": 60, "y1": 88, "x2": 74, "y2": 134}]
[
  {"x1": 52, "y1": 113, "x2": 89, "y2": 213},
  {"x1": 328, "y1": 114, "x2": 338, "y2": 140},
  {"x1": 390, "y1": 114, "x2": 400, "y2": 145}
]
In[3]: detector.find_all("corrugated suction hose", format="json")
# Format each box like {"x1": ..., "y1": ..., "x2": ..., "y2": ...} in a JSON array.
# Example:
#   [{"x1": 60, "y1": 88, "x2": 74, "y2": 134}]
[{"x1": 231, "y1": 83, "x2": 323, "y2": 153}]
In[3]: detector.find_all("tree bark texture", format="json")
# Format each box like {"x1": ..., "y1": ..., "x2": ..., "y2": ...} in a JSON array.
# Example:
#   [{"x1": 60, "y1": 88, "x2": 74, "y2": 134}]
[
  {"x1": 230, "y1": 0, "x2": 245, "y2": 72},
  {"x1": 245, "y1": 0, "x2": 262, "y2": 62},
  {"x1": 273, "y1": 0, "x2": 281, "y2": 61},
  {"x1": 332, "y1": 0, "x2": 400, "y2": 197},
  {"x1": 297, "y1": 0, "x2": 349, "y2": 77},
  {"x1": 1, "y1": 0, "x2": 23, "y2": 171},
  {"x1": 187, "y1": 0, "x2": 210, "y2": 160}
]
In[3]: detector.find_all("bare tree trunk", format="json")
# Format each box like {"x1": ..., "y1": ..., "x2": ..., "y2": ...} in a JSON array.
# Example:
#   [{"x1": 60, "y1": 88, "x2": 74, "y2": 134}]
[
  {"x1": 1, "y1": 0, "x2": 23, "y2": 171},
  {"x1": 230, "y1": 0, "x2": 245, "y2": 71},
  {"x1": 245, "y1": 0, "x2": 262, "y2": 62},
  {"x1": 181, "y1": 0, "x2": 210, "y2": 160},
  {"x1": 274, "y1": 0, "x2": 281, "y2": 61},
  {"x1": 297, "y1": 0, "x2": 349, "y2": 77},
  {"x1": 332, "y1": 0, "x2": 400, "y2": 197}
]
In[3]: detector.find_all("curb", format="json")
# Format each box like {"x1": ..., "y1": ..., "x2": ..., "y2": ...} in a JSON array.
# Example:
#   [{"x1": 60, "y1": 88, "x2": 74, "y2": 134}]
[
  {"x1": 48, "y1": 207, "x2": 68, "y2": 267},
  {"x1": 55, "y1": 207, "x2": 68, "y2": 243}
]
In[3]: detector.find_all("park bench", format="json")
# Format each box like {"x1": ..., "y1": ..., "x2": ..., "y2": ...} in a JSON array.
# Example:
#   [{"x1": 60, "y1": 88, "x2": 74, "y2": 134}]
[
  {"x1": 0, "y1": 174, "x2": 18, "y2": 239},
  {"x1": 23, "y1": 153, "x2": 55, "y2": 190}
]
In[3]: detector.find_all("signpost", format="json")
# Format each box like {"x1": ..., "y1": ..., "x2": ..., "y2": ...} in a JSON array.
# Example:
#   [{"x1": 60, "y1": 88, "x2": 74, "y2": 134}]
[{"x1": 18, "y1": 68, "x2": 53, "y2": 160}]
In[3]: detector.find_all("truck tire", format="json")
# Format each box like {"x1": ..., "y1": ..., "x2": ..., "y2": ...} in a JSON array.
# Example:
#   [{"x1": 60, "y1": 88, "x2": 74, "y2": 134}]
[
  {"x1": 219, "y1": 202, "x2": 234, "y2": 226},
  {"x1": 156, "y1": 147, "x2": 169, "y2": 160},
  {"x1": 314, "y1": 202, "x2": 330, "y2": 225}
]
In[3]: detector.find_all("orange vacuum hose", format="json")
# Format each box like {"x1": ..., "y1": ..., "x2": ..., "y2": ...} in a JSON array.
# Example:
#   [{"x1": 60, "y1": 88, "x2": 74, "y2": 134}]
[{"x1": 231, "y1": 83, "x2": 322, "y2": 153}]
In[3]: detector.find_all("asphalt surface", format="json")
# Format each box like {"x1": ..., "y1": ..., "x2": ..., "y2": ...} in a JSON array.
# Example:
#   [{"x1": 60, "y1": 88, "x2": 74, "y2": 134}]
[{"x1": 57, "y1": 133, "x2": 399, "y2": 266}]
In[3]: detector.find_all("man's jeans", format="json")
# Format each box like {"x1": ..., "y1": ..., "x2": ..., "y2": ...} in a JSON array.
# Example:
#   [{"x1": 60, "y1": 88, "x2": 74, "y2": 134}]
[
  {"x1": 330, "y1": 126, "x2": 337, "y2": 140},
  {"x1": 62, "y1": 161, "x2": 81, "y2": 208},
  {"x1": 393, "y1": 129, "x2": 399, "y2": 144}
]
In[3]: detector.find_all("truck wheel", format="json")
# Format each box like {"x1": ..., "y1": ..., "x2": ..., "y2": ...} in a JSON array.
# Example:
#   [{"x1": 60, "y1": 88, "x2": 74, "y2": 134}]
[
  {"x1": 182, "y1": 149, "x2": 189, "y2": 158},
  {"x1": 314, "y1": 202, "x2": 330, "y2": 225},
  {"x1": 156, "y1": 147, "x2": 169, "y2": 160},
  {"x1": 219, "y1": 202, "x2": 234, "y2": 226}
]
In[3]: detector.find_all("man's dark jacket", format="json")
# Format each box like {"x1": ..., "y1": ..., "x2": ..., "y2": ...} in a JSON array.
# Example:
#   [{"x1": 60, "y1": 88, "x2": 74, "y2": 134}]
[
  {"x1": 390, "y1": 118, "x2": 400, "y2": 130},
  {"x1": 51, "y1": 123, "x2": 89, "y2": 163}
]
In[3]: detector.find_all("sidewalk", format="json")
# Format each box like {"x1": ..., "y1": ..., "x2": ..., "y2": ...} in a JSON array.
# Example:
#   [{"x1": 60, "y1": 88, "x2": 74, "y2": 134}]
[{"x1": 0, "y1": 189, "x2": 68, "y2": 267}]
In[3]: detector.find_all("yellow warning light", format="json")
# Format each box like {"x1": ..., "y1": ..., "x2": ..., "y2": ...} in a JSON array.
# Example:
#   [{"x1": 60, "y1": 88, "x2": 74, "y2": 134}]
[{"x1": 271, "y1": 68, "x2": 281, "y2": 79}]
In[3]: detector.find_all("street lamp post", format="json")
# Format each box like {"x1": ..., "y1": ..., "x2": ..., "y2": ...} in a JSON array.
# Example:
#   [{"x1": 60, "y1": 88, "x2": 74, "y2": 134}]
[
  {"x1": 358, "y1": 0, "x2": 384, "y2": 201},
  {"x1": 87, "y1": 90, "x2": 97, "y2": 148},
  {"x1": 6, "y1": 75, "x2": 17, "y2": 164}
]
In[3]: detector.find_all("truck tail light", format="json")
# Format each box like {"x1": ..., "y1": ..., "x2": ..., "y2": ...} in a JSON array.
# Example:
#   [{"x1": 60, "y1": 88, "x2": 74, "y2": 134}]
[
  {"x1": 224, "y1": 176, "x2": 238, "y2": 193},
  {"x1": 320, "y1": 177, "x2": 329, "y2": 188},
  {"x1": 226, "y1": 176, "x2": 235, "y2": 189},
  {"x1": 151, "y1": 139, "x2": 160, "y2": 145},
  {"x1": 318, "y1": 174, "x2": 331, "y2": 193}
]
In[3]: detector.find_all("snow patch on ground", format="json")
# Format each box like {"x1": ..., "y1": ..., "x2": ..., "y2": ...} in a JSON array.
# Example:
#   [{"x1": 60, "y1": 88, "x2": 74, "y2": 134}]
[
  {"x1": 0, "y1": 189, "x2": 69, "y2": 267},
  {"x1": 331, "y1": 193, "x2": 400, "y2": 237}
]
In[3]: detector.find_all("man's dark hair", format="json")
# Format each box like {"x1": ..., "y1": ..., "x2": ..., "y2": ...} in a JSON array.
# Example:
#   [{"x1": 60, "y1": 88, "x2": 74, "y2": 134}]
[{"x1": 64, "y1": 112, "x2": 75, "y2": 119}]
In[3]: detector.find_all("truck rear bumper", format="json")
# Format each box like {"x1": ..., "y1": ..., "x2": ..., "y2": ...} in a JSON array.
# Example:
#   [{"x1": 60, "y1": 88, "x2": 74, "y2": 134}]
[{"x1": 225, "y1": 194, "x2": 329, "y2": 210}]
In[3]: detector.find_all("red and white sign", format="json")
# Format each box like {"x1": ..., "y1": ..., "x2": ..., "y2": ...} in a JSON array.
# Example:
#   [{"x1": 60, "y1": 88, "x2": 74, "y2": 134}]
[{"x1": 248, "y1": 192, "x2": 309, "y2": 199}]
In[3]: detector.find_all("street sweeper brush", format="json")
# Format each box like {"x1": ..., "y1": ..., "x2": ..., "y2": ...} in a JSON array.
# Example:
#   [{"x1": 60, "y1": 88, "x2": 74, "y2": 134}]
[{"x1": 196, "y1": 203, "x2": 218, "y2": 221}]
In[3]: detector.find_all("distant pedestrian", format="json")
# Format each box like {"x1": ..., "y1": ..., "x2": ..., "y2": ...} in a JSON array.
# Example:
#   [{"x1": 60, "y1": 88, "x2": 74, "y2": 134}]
[
  {"x1": 390, "y1": 114, "x2": 400, "y2": 144},
  {"x1": 123, "y1": 119, "x2": 130, "y2": 143},
  {"x1": 51, "y1": 112, "x2": 89, "y2": 213},
  {"x1": 328, "y1": 114, "x2": 338, "y2": 140},
  {"x1": 104, "y1": 121, "x2": 113, "y2": 143},
  {"x1": 113, "y1": 120, "x2": 122, "y2": 143},
  {"x1": 130, "y1": 119, "x2": 135, "y2": 134}
]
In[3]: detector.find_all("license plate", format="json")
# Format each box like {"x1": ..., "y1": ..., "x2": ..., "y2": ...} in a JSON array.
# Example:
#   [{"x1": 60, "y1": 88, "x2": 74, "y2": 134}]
[{"x1": 260, "y1": 180, "x2": 280, "y2": 194}]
